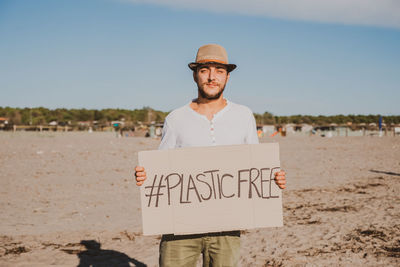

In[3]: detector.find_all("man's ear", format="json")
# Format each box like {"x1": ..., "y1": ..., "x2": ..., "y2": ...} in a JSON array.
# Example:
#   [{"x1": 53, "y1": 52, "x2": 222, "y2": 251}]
[
  {"x1": 226, "y1": 72, "x2": 230, "y2": 82},
  {"x1": 193, "y1": 71, "x2": 198, "y2": 83}
]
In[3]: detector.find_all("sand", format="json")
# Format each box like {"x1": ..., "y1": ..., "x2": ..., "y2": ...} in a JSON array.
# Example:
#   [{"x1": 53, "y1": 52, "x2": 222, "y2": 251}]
[{"x1": 0, "y1": 132, "x2": 399, "y2": 266}]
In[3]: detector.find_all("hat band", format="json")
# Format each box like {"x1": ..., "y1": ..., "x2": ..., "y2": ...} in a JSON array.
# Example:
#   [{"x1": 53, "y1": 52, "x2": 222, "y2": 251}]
[{"x1": 197, "y1": 59, "x2": 228, "y2": 64}]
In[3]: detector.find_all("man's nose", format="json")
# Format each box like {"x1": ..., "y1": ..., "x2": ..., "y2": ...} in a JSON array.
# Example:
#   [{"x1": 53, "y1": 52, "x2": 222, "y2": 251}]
[{"x1": 208, "y1": 69, "x2": 216, "y2": 81}]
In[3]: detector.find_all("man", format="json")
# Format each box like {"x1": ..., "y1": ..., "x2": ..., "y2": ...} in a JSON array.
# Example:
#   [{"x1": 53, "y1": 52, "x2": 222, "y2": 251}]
[{"x1": 135, "y1": 44, "x2": 286, "y2": 267}]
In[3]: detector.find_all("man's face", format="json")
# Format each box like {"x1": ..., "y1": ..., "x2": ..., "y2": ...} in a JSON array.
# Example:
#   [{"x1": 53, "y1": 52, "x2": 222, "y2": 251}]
[{"x1": 194, "y1": 64, "x2": 230, "y2": 100}]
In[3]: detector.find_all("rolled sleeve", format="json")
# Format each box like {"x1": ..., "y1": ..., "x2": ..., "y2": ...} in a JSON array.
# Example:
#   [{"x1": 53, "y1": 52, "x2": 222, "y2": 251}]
[
  {"x1": 245, "y1": 112, "x2": 259, "y2": 144},
  {"x1": 159, "y1": 119, "x2": 176, "y2": 150}
]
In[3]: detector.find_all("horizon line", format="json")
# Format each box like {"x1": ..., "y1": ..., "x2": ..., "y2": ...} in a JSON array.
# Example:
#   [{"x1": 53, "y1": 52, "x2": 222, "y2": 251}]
[{"x1": 0, "y1": 106, "x2": 398, "y2": 117}]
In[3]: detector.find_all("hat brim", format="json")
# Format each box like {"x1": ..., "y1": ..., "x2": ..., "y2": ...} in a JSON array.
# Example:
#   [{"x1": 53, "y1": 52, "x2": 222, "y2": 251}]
[{"x1": 188, "y1": 62, "x2": 237, "y2": 72}]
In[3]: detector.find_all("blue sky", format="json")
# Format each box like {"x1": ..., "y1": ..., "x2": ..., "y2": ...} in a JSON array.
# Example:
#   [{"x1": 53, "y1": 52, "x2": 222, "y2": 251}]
[{"x1": 0, "y1": 0, "x2": 399, "y2": 115}]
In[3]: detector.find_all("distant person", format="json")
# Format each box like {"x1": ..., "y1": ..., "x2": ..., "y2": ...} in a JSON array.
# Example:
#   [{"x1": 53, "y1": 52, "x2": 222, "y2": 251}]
[
  {"x1": 134, "y1": 44, "x2": 286, "y2": 266},
  {"x1": 113, "y1": 123, "x2": 121, "y2": 138},
  {"x1": 149, "y1": 124, "x2": 155, "y2": 138}
]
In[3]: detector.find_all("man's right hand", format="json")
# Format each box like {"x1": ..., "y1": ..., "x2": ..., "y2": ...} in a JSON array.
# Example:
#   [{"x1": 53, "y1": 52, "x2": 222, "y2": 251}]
[{"x1": 135, "y1": 166, "x2": 147, "y2": 186}]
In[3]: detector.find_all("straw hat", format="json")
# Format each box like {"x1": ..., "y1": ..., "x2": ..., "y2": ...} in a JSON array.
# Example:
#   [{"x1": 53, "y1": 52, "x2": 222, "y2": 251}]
[{"x1": 188, "y1": 44, "x2": 237, "y2": 72}]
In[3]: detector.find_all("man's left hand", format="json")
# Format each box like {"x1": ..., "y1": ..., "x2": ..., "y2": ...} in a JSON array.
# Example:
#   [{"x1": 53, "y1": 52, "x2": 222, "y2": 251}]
[{"x1": 274, "y1": 170, "x2": 286, "y2": 189}]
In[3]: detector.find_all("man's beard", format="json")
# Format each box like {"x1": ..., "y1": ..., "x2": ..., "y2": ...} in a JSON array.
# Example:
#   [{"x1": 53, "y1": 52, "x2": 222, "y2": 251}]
[{"x1": 197, "y1": 82, "x2": 226, "y2": 100}]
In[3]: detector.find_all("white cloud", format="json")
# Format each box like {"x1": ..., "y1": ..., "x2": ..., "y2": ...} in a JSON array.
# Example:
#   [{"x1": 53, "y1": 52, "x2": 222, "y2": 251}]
[{"x1": 123, "y1": 0, "x2": 400, "y2": 29}]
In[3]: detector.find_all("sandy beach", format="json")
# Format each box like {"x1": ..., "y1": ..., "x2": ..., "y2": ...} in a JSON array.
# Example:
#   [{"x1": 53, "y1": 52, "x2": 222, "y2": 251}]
[{"x1": 0, "y1": 132, "x2": 399, "y2": 266}]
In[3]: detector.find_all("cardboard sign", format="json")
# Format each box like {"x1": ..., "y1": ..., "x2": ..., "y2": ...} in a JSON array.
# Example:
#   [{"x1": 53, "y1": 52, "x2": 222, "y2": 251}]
[{"x1": 138, "y1": 143, "x2": 283, "y2": 235}]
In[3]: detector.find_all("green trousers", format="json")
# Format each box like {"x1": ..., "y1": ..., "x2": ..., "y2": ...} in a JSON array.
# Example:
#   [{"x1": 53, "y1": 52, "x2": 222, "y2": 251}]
[{"x1": 159, "y1": 231, "x2": 240, "y2": 267}]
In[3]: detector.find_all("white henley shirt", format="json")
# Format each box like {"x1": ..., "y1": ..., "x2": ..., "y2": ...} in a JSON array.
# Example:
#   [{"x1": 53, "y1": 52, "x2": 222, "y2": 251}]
[{"x1": 159, "y1": 100, "x2": 259, "y2": 149}]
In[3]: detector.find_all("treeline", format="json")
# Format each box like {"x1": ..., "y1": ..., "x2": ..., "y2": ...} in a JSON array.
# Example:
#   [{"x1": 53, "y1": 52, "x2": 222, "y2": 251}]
[
  {"x1": 0, "y1": 107, "x2": 399, "y2": 126},
  {"x1": 253, "y1": 112, "x2": 400, "y2": 125},
  {"x1": 0, "y1": 107, "x2": 168, "y2": 126}
]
